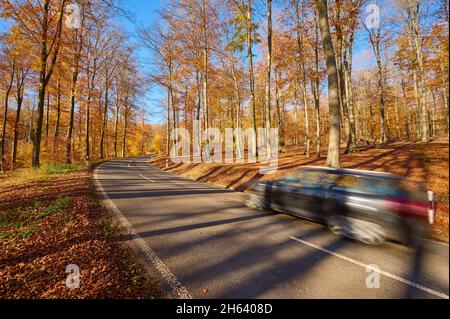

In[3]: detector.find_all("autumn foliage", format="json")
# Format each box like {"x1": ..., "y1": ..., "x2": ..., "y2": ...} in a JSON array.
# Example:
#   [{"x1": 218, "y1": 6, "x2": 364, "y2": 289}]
[{"x1": 0, "y1": 0, "x2": 448, "y2": 168}]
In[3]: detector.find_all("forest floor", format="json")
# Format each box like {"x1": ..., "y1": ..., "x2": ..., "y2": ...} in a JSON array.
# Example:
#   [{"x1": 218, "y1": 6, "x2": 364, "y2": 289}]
[
  {"x1": 150, "y1": 139, "x2": 449, "y2": 243},
  {"x1": 0, "y1": 163, "x2": 162, "y2": 298}
]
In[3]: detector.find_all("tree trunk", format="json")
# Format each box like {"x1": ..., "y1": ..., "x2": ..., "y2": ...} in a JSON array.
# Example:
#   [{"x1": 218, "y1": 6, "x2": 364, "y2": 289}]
[
  {"x1": 32, "y1": 68, "x2": 47, "y2": 168},
  {"x1": 400, "y1": 75, "x2": 411, "y2": 139},
  {"x1": 99, "y1": 82, "x2": 109, "y2": 159},
  {"x1": 385, "y1": 96, "x2": 391, "y2": 139},
  {"x1": 440, "y1": 58, "x2": 449, "y2": 135},
  {"x1": 316, "y1": 0, "x2": 341, "y2": 168},
  {"x1": 231, "y1": 64, "x2": 242, "y2": 158},
  {"x1": 368, "y1": 27, "x2": 387, "y2": 143},
  {"x1": 313, "y1": 6, "x2": 321, "y2": 157},
  {"x1": 246, "y1": 0, "x2": 258, "y2": 157},
  {"x1": 334, "y1": 1, "x2": 346, "y2": 145},
  {"x1": 295, "y1": 0, "x2": 310, "y2": 157},
  {"x1": 45, "y1": 91, "x2": 50, "y2": 144},
  {"x1": 122, "y1": 107, "x2": 129, "y2": 158},
  {"x1": 53, "y1": 75, "x2": 61, "y2": 159},
  {"x1": 412, "y1": 65, "x2": 422, "y2": 139},
  {"x1": 1, "y1": 63, "x2": 15, "y2": 172},
  {"x1": 343, "y1": 41, "x2": 357, "y2": 152},
  {"x1": 165, "y1": 86, "x2": 171, "y2": 156},
  {"x1": 412, "y1": 15, "x2": 429, "y2": 142},
  {"x1": 202, "y1": 0, "x2": 209, "y2": 134},
  {"x1": 356, "y1": 100, "x2": 364, "y2": 143},
  {"x1": 27, "y1": 103, "x2": 35, "y2": 143},
  {"x1": 369, "y1": 101, "x2": 375, "y2": 142},
  {"x1": 114, "y1": 89, "x2": 120, "y2": 158},
  {"x1": 265, "y1": 0, "x2": 272, "y2": 157},
  {"x1": 431, "y1": 90, "x2": 438, "y2": 137},
  {"x1": 195, "y1": 70, "x2": 202, "y2": 156},
  {"x1": 66, "y1": 28, "x2": 82, "y2": 164},
  {"x1": 32, "y1": 0, "x2": 66, "y2": 168},
  {"x1": 275, "y1": 71, "x2": 285, "y2": 147},
  {"x1": 302, "y1": 83, "x2": 310, "y2": 157},
  {"x1": 85, "y1": 64, "x2": 92, "y2": 162},
  {"x1": 12, "y1": 69, "x2": 25, "y2": 167},
  {"x1": 314, "y1": 92, "x2": 320, "y2": 157},
  {"x1": 293, "y1": 86, "x2": 300, "y2": 146}
]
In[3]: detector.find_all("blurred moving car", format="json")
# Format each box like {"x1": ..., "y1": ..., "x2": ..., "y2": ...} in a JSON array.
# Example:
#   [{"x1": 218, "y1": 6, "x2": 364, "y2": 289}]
[{"x1": 246, "y1": 167, "x2": 433, "y2": 246}]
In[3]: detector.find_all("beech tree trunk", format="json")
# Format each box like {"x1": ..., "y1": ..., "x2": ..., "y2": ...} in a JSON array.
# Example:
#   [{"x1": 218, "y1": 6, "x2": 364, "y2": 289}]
[
  {"x1": 0, "y1": 62, "x2": 15, "y2": 172},
  {"x1": 12, "y1": 67, "x2": 25, "y2": 167},
  {"x1": 316, "y1": 0, "x2": 341, "y2": 168},
  {"x1": 246, "y1": 0, "x2": 258, "y2": 156},
  {"x1": 32, "y1": 0, "x2": 66, "y2": 168},
  {"x1": 265, "y1": 0, "x2": 272, "y2": 157}
]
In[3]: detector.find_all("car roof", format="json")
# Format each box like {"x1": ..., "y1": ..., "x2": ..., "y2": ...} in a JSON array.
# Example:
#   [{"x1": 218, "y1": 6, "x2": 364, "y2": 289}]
[{"x1": 296, "y1": 166, "x2": 398, "y2": 180}]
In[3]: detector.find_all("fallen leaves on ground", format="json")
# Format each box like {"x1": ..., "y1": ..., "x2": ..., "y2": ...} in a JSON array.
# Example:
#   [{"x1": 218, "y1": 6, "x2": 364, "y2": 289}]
[{"x1": 0, "y1": 166, "x2": 162, "y2": 299}]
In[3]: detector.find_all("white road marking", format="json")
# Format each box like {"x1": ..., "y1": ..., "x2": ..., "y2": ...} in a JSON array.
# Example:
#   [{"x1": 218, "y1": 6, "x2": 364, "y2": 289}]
[
  {"x1": 139, "y1": 173, "x2": 155, "y2": 183},
  {"x1": 290, "y1": 236, "x2": 449, "y2": 299},
  {"x1": 94, "y1": 165, "x2": 191, "y2": 299},
  {"x1": 128, "y1": 164, "x2": 151, "y2": 168}
]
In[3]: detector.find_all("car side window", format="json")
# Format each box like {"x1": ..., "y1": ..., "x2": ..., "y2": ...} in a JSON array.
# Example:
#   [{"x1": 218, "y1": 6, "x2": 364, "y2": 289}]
[
  {"x1": 296, "y1": 171, "x2": 326, "y2": 188},
  {"x1": 331, "y1": 175, "x2": 361, "y2": 191},
  {"x1": 362, "y1": 178, "x2": 402, "y2": 197},
  {"x1": 280, "y1": 177, "x2": 300, "y2": 188},
  {"x1": 318, "y1": 173, "x2": 339, "y2": 189}
]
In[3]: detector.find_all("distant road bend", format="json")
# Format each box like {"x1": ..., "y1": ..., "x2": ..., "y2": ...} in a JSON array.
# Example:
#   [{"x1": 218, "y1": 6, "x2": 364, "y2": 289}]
[{"x1": 94, "y1": 157, "x2": 449, "y2": 299}]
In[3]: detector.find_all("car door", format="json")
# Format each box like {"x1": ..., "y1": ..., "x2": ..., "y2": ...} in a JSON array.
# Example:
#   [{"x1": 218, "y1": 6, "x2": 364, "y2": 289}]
[
  {"x1": 277, "y1": 172, "x2": 322, "y2": 221},
  {"x1": 319, "y1": 172, "x2": 346, "y2": 219},
  {"x1": 326, "y1": 174, "x2": 378, "y2": 221},
  {"x1": 268, "y1": 179, "x2": 289, "y2": 209}
]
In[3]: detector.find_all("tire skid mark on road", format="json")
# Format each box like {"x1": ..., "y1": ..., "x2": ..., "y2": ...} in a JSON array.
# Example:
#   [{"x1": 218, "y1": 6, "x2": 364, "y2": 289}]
[
  {"x1": 290, "y1": 236, "x2": 449, "y2": 299},
  {"x1": 94, "y1": 165, "x2": 192, "y2": 299}
]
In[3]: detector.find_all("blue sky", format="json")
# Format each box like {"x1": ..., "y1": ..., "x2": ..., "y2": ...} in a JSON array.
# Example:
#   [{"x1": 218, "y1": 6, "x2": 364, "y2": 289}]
[{"x1": 118, "y1": 0, "x2": 165, "y2": 124}]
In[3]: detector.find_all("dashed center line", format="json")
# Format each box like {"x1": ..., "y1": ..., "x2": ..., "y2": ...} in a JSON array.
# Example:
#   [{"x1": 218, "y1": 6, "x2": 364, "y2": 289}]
[
  {"x1": 139, "y1": 173, "x2": 155, "y2": 183},
  {"x1": 290, "y1": 236, "x2": 449, "y2": 299},
  {"x1": 128, "y1": 164, "x2": 150, "y2": 168}
]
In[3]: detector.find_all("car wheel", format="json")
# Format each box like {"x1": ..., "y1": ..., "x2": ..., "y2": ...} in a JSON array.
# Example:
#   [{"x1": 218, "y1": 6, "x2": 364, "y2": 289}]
[
  {"x1": 246, "y1": 195, "x2": 269, "y2": 210},
  {"x1": 328, "y1": 215, "x2": 350, "y2": 236},
  {"x1": 328, "y1": 215, "x2": 386, "y2": 246}
]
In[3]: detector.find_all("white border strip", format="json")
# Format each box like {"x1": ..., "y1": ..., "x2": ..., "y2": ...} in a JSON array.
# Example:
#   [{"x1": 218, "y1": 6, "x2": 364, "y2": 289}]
[
  {"x1": 94, "y1": 163, "x2": 191, "y2": 299},
  {"x1": 290, "y1": 236, "x2": 449, "y2": 299}
]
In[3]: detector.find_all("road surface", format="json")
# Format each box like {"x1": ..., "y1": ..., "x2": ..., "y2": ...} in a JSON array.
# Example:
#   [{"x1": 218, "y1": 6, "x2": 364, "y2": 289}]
[{"x1": 94, "y1": 158, "x2": 449, "y2": 299}]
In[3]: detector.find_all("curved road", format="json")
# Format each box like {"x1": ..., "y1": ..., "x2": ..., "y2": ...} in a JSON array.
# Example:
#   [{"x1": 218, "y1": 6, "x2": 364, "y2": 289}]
[{"x1": 94, "y1": 157, "x2": 449, "y2": 299}]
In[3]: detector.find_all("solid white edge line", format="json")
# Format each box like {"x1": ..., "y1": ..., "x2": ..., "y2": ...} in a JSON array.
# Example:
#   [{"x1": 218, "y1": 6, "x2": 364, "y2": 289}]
[
  {"x1": 94, "y1": 163, "x2": 191, "y2": 299},
  {"x1": 290, "y1": 236, "x2": 449, "y2": 299}
]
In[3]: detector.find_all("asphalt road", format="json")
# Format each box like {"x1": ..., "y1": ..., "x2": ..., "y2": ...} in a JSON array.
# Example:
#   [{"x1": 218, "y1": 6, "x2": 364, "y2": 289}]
[{"x1": 94, "y1": 157, "x2": 449, "y2": 299}]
